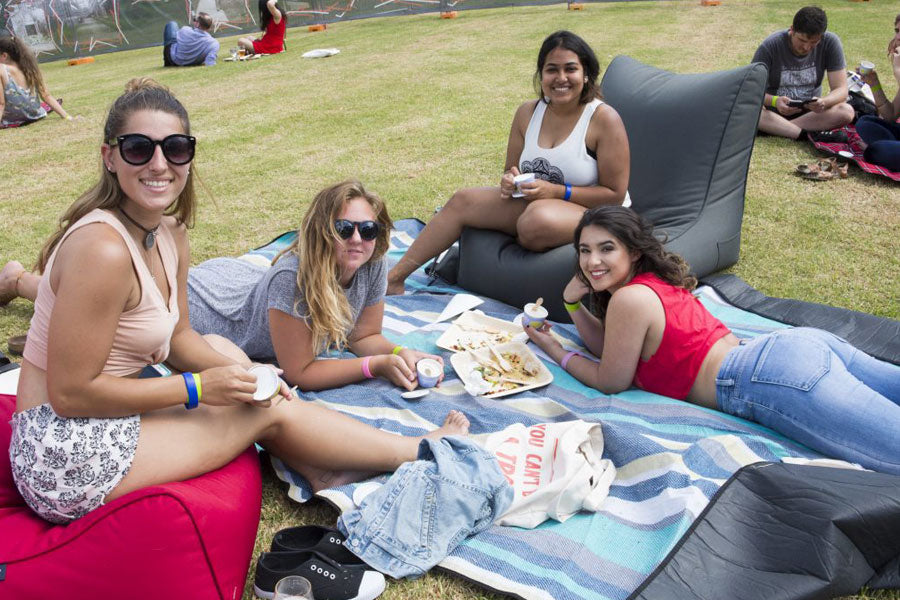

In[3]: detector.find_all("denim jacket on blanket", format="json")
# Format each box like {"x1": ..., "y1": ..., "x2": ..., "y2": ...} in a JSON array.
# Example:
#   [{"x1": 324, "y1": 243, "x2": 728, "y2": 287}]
[{"x1": 337, "y1": 435, "x2": 513, "y2": 579}]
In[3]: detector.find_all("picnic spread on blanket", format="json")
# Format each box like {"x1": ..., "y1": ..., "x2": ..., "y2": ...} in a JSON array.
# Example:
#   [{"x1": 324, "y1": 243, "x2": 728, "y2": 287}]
[{"x1": 233, "y1": 220, "x2": 899, "y2": 600}]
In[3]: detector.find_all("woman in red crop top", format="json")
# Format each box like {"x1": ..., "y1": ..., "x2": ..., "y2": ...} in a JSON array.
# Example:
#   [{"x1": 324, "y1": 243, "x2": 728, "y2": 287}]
[
  {"x1": 7, "y1": 78, "x2": 468, "y2": 524},
  {"x1": 525, "y1": 206, "x2": 900, "y2": 475}
]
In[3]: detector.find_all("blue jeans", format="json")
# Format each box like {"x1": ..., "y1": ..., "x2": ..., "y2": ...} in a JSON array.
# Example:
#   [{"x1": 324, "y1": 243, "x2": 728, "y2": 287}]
[
  {"x1": 163, "y1": 21, "x2": 178, "y2": 46},
  {"x1": 716, "y1": 328, "x2": 900, "y2": 474},
  {"x1": 856, "y1": 114, "x2": 900, "y2": 171},
  {"x1": 337, "y1": 436, "x2": 512, "y2": 579}
]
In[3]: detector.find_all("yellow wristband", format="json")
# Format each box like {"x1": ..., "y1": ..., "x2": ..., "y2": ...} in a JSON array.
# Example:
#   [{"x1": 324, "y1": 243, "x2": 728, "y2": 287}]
[
  {"x1": 392, "y1": 345, "x2": 404, "y2": 355},
  {"x1": 770, "y1": 95, "x2": 779, "y2": 108},
  {"x1": 194, "y1": 373, "x2": 202, "y2": 401},
  {"x1": 564, "y1": 300, "x2": 581, "y2": 313},
  {"x1": 871, "y1": 83, "x2": 883, "y2": 94}
]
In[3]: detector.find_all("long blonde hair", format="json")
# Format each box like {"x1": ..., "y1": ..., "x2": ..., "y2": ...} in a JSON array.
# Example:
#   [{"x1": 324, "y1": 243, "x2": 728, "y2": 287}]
[
  {"x1": 36, "y1": 77, "x2": 197, "y2": 272},
  {"x1": 274, "y1": 180, "x2": 393, "y2": 354},
  {"x1": 0, "y1": 36, "x2": 43, "y2": 94}
]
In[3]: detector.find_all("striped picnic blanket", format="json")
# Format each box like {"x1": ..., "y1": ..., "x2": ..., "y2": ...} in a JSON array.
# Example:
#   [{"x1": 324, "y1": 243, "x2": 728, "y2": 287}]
[
  {"x1": 811, "y1": 124, "x2": 900, "y2": 182},
  {"x1": 253, "y1": 220, "x2": 852, "y2": 600}
]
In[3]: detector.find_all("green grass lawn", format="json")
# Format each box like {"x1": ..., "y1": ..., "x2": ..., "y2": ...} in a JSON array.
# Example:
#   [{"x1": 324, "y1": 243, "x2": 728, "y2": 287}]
[{"x1": 1, "y1": 0, "x2": 899, "y2": 598}]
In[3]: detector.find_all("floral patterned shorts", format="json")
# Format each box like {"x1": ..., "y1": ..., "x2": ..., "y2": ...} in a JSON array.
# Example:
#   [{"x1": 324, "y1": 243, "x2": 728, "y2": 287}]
[{"x1": 9, "y1": 404, "x2": 140, "y2": 524}]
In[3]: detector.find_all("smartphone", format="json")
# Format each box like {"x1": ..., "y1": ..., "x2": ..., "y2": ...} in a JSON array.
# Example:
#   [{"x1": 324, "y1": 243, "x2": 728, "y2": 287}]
[{"x1": 787, "y1": 98, "x2": 814, "y2": 108}]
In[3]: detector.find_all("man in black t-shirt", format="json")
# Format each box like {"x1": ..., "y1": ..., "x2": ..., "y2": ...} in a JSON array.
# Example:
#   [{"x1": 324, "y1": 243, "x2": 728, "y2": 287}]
[{"x1": 753, "y1": 6, "x2": 854, "y2": 142}]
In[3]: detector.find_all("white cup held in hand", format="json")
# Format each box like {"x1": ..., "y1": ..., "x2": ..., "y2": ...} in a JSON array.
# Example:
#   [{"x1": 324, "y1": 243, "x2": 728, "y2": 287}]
[
  {"x1": 513, "y1": 172, "x2": 535, "y2": 197},
  {"x1": 524, "y1": 302, "x2": 548, "y2": 329},
  {"x1": 416, "y1": 358, "x2": 442, "y2": 388},
  {"x1": 859, "y1": 60, "x2": 875, "y2": 75},
  {"x1": 249, "y1": 365, "x2": 280, "y2": 401}
]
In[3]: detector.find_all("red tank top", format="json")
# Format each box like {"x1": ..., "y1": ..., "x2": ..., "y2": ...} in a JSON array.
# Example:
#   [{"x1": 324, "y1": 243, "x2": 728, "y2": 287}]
[{"x1": 627, "y1": 273, "x2": 731, "y2": 400}]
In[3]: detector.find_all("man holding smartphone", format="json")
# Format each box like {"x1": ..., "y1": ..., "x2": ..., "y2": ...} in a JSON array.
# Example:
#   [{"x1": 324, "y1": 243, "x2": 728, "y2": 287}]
[{"x1": 753, "y1": 6, "x2": 854, "y2": 142}]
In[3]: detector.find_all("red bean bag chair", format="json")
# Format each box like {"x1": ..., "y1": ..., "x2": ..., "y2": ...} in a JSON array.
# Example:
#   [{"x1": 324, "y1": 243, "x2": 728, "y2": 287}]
[{"x1": 0, "y1": 393, "x2": 262, "y2": 600}]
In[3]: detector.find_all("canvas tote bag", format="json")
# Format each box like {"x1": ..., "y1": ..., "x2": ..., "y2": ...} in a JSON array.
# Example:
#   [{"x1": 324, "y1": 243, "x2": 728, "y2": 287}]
[{"x1": 484, "y1": 419, "x2": 616, "y2": 529}]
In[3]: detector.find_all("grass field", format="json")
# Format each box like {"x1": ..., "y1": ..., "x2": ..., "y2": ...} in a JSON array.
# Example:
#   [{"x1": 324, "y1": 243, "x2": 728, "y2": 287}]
[{"x1": 1, "y1": 0, "x2": 899, "y2": 598}]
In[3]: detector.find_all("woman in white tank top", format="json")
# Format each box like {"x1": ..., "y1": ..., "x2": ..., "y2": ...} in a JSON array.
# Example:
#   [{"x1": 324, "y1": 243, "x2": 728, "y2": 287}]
[{"x1": 387, "y1": 30, "x2": 630, "y2": 295}]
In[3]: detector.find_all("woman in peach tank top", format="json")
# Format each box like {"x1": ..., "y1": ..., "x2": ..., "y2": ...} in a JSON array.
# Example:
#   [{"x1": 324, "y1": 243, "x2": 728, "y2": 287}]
[{"x1": 5, "y1": 78, "x2": 468, "y2": 524}]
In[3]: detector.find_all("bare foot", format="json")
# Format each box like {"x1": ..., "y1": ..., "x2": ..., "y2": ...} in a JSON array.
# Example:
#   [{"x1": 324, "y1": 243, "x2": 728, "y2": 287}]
[
  {"x1": 425, "y1": 409, "x2": 470, "y2": 439},
  {"x1": 0, "y1": 261, "x2": 25, "y2": 306}
]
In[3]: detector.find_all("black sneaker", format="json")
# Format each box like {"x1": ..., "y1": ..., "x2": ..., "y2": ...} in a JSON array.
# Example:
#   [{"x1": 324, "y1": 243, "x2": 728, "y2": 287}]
[
  {"x1": 809, "y1": 129, "x2": 849, "y2": 144},
  {"x1": 253, "y1": 550, "x2": 385, "y2": 600},
  {"x1": 271, "y1": 525, "x2": 362, "y2": 564}
]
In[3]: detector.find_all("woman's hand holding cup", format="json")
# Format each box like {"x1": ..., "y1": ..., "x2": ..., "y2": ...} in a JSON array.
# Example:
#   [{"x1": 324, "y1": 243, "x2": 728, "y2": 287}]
[
  {"x1": 500, "y1": 166, "x2": 520, "y2": 199},
  {"x1": 373, "y1": 353, "x2": 418, "y2": 390},
  {"x1": 197, "y1": 364, "x2": 258, "y2": 406}
]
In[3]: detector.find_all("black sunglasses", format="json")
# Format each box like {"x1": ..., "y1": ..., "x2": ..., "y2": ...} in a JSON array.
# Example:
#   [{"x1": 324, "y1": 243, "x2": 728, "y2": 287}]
[
  {"x1": 110, "y1": 133, "x2": 196, "y2": 166},
  {"x1": 334, "y1": 219, "x2": 381, "y2": 241}
]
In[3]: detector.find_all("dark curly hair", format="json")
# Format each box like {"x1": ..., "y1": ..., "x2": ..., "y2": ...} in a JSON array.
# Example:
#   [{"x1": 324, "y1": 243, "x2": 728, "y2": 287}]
[{"x1": 573, "y1": 206, "x2": 696, "y2": 319}]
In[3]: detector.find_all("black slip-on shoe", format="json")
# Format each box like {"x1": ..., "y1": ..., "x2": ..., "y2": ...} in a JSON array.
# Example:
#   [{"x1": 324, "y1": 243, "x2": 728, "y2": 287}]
[
  {"x1": 271, "y1": 525, "x2": 362, "y2": 564},
  {"x1": 253, "y1": 550, "x2": 385, "y2": 600},
  {"x1": 809, "y1": 129, "x2": 849, "y2": 144}
]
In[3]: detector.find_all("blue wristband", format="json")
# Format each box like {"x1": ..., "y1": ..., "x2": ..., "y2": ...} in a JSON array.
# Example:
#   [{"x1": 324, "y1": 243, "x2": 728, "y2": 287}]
[
  {"x1": 182, "y1": 372, "x2": 199, "y2": 409},
  {"x1": 564, "y1": 183, "x2": 572, "y2": 201}
]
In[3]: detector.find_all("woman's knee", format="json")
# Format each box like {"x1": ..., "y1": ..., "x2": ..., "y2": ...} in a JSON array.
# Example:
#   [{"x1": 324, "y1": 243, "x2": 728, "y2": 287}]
[
  {"x1": 444, "y1": 188, "x2": 483, "y2": 215},
  {"x1": 203, "y1": 334, "x2": 250, "y2": 365},
  {"x1": 516, "y1": 202, "x2": 578, "y2": 250}
]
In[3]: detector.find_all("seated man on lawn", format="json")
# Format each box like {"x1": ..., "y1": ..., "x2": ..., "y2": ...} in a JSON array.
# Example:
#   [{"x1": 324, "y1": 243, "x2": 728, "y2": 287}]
[
  {"x1": 753, "y1": 6, "x2": 854, "y2": 142},
  {"x1": 163, "y1": 12, "x2": 220, "y2": 67}
]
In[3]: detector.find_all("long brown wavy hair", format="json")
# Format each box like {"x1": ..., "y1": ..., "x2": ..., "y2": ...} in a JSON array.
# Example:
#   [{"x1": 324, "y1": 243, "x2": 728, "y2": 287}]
[
  {"x1": 36, "y1": 78, "x2": 197, "y2": 272},
  {"x1": 0, "y1": 36, "x2": 44, "y2": 95},
  {"x1": 574, "y1": 206, "x2": 696, "y2": 320},
  {"x1": 272, "y1": 180, "x2": 393, "y2": 354}
]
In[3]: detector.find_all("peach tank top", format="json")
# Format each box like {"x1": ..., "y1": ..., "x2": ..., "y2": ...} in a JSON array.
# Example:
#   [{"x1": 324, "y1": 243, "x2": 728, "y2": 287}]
[{"x1": 24, "y1": 209, "x2": 179, "y2": 376}]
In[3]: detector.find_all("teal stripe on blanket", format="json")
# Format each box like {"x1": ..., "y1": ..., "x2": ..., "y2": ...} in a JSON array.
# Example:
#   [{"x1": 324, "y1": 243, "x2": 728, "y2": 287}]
[{"x1": 261, "y1": 219, "x2": 850, "y2": 600}]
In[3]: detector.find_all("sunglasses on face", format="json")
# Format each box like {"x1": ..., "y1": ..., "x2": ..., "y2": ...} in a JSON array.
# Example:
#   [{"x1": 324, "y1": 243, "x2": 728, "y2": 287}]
[
  {"x1": 334, "y1": 219, "x2": 381, "y2": 241},
  {"x1": 110, "y1": 133, "x2": 196, "y2": 166}
]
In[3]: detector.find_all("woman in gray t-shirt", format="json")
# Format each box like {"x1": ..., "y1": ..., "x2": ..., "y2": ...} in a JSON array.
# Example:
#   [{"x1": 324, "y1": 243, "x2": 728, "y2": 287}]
[{"x1": 189, "y1": 180, "x2": 443, "y2": 391}]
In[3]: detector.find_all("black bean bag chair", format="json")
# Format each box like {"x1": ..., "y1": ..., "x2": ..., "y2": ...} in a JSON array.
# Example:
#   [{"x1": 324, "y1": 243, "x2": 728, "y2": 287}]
[{"x1": 434, "y1": 55, "x2": 767, "y2": 321}]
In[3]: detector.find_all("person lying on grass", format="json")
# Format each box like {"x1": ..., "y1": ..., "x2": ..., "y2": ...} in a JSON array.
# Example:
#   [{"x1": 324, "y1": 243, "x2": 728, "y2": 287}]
[
  {"x1": 6, "y1": 78, "x2": 469, "y2": 524},
  {"x1": 523, "y1": 206, "x2": 900, "y2": 474},
  {"x1": 3, "y1": 180, "x2": 445, "y2": 392},
  {"x1": 386, "y1": 29, "x2": 630, "y2": 295}
]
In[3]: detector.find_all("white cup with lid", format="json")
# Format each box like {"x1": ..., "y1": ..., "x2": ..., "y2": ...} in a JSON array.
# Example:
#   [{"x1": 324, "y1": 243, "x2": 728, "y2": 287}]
[{"x1": 249, "y1": 365, "x2": 280, "y2": 402}]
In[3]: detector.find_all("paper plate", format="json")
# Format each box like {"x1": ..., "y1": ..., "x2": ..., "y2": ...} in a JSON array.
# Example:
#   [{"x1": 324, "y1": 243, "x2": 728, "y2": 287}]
[
  {"x1": 449, "y1": 341, "x2": 552, "y2": 399},
  {"x1": 436, "y1": 311, "x2": 521, "y2": 352}
]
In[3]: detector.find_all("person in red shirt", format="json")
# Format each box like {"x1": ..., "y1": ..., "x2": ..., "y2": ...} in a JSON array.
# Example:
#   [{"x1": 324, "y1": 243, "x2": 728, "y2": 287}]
[
  {"x1": 238, "y1": 0, "x2": 287, "y2": 55},
  {"x1": 524, "y1": 206, "x2": 900, "y2": 474}
]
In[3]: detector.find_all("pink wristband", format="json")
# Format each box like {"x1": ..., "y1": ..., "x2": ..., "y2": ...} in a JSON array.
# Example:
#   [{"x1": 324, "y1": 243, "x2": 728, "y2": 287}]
[
  {"x1": 361, "y1": 356, "x2": 374, "y2": 379},
  {"x1": 560, "y1": 351, "x2": 581, "y2": 371}
]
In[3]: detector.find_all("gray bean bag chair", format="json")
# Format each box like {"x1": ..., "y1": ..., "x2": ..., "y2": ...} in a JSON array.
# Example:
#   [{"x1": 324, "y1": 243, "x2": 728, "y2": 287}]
[{"x1": 435, "y1": 55, "x2": 767, "y2": 321}]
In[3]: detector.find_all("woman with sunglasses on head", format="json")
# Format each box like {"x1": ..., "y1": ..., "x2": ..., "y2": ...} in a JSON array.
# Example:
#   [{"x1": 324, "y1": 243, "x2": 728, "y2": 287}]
[
  {"x1": 523, "y1": 206, "x2": 900, "y2": 474},
  {"x1": 386, "y1": 30, "x2": 629, "y2": 295},
  {"x1": 7, "y1": 78, "x2": 469, "y2": 524},
  {"x1": 187, "y1": 180, "x2": 444, "y2": 392}
]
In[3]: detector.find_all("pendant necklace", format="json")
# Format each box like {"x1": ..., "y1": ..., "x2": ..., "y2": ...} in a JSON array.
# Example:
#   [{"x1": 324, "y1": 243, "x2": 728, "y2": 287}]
[{"x1": 119, "y1": 206, "x2": 160, "y2": 250}]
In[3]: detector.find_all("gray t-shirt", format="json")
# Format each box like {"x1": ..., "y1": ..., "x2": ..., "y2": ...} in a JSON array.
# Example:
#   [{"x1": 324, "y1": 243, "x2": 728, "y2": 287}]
[
  {"x1": 752, "y1": 30, "x2": 845, "y2": 99},
  {"x1": 188, "y1": 253, "x2": 388, "y2": 360}
]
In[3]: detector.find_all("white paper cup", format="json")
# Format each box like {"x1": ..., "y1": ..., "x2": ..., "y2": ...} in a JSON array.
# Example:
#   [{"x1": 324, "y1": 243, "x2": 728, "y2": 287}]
[
  {"x1": 416, "y1": 358, "x2": 442, "y2": 388},
  {"x1": 249, "y1": 365, "x2": 280, "y2": 401},
  {"x1": 513, "y1": 172, "x2": 535, "y2": 195},
  {"x1": 859, "y1": 60, "x2": 875, "y2": 75},
  {"x1": 523, "y1": 303, "x2": 548, "y2": 329}
]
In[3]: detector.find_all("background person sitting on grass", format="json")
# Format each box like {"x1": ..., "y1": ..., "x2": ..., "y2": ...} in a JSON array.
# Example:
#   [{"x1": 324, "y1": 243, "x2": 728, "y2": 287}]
[
  {"x1": 238, "y1": 0, "x2": 287, "y2": 55},
  {"x1": 753, "y1": 6, "x2": 854, "y2": 143},
  {"x1": 6, "y1": 77, "x2": 469, "y2": 524},
  {"x1": 854, "y1": 13, "x2": 900, "y2": 172},
  {"x1": 163, "y1": 12, "x2": 220, "y2": 67},
  {"x1": 386, "y1": 30, "x2": 630, "y2": 295},
  {"x1": 524, "y1": 206, "x2": 900, "y2": 475},
  {"x1": 187, "y1": 180, "x2": 445, "y2": 392},
  {"x1": 0, "y1": 35, "x2": 72, "y2": 127}
]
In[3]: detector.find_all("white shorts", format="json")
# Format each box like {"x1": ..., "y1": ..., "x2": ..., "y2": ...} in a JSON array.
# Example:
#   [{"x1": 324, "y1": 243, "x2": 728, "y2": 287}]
[{"x1": 9, "y1": 403, "x2": 140, "y2": 524}]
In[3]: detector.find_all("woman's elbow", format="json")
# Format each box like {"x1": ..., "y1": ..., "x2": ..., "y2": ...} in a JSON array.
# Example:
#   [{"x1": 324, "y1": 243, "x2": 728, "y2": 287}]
[{"x1": 47, "y1": 387, "x2": 86, "y2": 418}]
